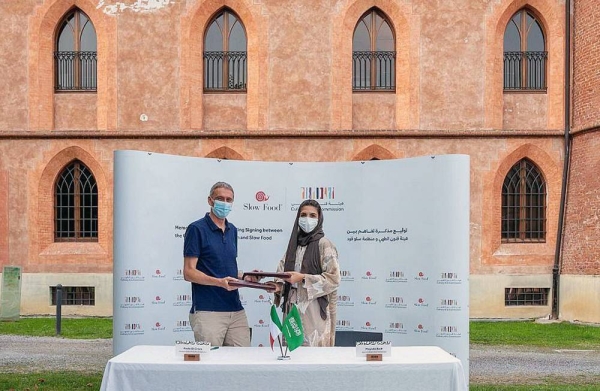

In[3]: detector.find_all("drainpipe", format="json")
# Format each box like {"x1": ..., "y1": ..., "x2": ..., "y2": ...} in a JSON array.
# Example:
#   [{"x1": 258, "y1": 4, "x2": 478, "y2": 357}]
[{"x1": 552, "y1": 0, "x2": 572, "y2": 320}]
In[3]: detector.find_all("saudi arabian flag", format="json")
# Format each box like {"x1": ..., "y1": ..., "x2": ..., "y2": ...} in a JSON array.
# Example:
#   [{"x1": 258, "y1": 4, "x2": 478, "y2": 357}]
[
  {"x1": 269, "y1": 305, "x2": 282, "y2": 351},
  {"x1": 282, "y1": 304, "x2": 304, "y2": 351}
]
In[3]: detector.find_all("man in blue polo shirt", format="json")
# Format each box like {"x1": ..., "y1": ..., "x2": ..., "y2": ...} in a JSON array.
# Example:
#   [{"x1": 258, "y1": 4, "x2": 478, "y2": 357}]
[{"x1": 183, "y1": 181, "x2": 251, "y2": 346}]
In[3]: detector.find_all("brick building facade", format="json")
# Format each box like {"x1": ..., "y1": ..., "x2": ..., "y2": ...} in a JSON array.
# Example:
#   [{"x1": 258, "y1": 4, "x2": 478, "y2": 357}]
[
  {"x1": 0, "y1": 0, "x2": 597, "y2": 322},
  {"x1": 560, "y1": 0, "x2": 600, "y2": 322}
]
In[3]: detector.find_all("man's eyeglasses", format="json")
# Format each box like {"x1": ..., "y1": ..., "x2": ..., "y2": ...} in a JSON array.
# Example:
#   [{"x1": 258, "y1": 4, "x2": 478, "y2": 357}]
[{"x1": 213, "y1": 196, "x2": 234, "y2": 203}]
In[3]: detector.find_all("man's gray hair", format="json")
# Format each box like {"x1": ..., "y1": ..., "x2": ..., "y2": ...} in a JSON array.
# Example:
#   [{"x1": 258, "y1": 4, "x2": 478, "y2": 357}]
[{"x1": 209, "y1": 181, "x2": 234, "y2": 198}]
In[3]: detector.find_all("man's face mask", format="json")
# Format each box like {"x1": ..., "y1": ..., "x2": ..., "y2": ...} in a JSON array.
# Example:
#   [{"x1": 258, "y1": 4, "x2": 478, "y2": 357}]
[{"x1": 212, "y1": 199, "x2": 233, "y2": 219}]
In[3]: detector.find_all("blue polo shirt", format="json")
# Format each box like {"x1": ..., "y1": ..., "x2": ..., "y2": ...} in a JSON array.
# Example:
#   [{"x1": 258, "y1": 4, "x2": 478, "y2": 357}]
[{"x1": 183, "y1": 213, "x2": 243, "y2": 313}]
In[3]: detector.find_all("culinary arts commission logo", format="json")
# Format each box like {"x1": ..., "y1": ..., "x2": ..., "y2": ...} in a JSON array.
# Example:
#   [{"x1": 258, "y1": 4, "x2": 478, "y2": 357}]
[
  {"x1": 436, "y1": 325, "x2": 462, "y2": 338},
  {"x1": 173, "y1": 320, "x2": 192, "y2": 333},
  {"x1": 120, "y1": 296, "x2": 144, "y2": 309},
  {"x1": 173, "y1": 269, "x2": 184, "y2": 281},
  {"x1": 120, "y1": 269, "x2": 144, "y2": 282},
  {"x1": 337, "y1": 294, "x2": 355, "y2": 307},
  {"x1": 173, "y1": 294, "x2": 192, "y2": 307},
  {"x1": 120, "y1": 322, "x2": 144, "y2": 336},
  {"x1": 385, "y1": 296, "x2": 407, "y2": 309},
  {"x1": 301, "y1": 187, "x2": 335, "y2": 200},
  {"x1": 336, "y1": 319, "x2": 352, "y2": 330},
  {"x1": 293, "y1": 187, "x2": 345, "y2": 212},
  {"x1": 340, "y1": 270, "x2": 354, "y2": 282},
  {"x1": 436, "y1": 272, "x2": 463, "y2": 285},
  {"x1": 385, "y1": 322, "x2": 408, "y2": 334},
  {"x1": 436, "y1": 298, "x2": 462, "y2": 312},
  {"x1": 386, "y1": 271, "x2": 408, "y2": 283}
]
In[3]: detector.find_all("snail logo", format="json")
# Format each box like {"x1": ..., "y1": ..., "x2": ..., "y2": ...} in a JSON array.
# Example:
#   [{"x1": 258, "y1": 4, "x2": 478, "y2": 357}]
[
  {"x1": 255, "y1": 191, "x2": 269, "y2": 202},
  {"x1": 414, "y1": 297, "x2": 428, "y2": 307},
  {"x1": 361, "y1": 270, "x2": 377, "y2": 280},
  {"x1": 255, "y1": 318, "x2": 268, "y2": 328},
  {"x1": 361, "y1": 295, "x2": 377, "y2": 305},
  {"x1": 361, "y1": 320, "x2": 377, "y2": 330},
  {"x1": 414, "y1": 323, "x2": 429, "y2": 333}
]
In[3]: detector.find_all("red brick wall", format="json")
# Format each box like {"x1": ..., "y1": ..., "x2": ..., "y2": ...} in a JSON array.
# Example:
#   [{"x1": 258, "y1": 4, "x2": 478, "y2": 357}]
[
  {"x1": 562, "y1": 0, "x2": 600, "y2": 275},
  {"x1": 573, "y1": 0, "x2": 600, "y2": 131},
  {"x1": 562, "y1": 131, "x2": 600, "y2": 275},
  {"x1": 0, "y1": 170, "x2": 8, "y2": 268}
]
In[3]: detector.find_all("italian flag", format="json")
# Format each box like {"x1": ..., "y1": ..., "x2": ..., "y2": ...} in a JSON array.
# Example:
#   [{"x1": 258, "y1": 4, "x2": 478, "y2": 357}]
[{"x1": 269, "y1": 305, "x2": 282, "y2": 351}]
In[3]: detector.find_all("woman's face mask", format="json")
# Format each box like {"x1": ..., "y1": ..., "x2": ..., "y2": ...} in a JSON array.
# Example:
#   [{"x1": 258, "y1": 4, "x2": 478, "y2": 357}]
[{"x1": 298, "y1": 216, "x2": 318, "y2": 233}]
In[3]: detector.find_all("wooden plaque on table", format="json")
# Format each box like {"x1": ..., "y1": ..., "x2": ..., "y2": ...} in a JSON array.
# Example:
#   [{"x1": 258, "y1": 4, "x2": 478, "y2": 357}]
[
  {"x1": 184, "y1": 354, "x2": 200, "y2": 361},
  {"x1": 366, "y1": 354, "x2": 383, "y2": 361}
]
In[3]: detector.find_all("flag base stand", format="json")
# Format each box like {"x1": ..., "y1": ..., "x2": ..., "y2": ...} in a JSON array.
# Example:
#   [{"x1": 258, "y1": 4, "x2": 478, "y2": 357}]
[{"x1": 277, "y1": 355, "x2": 291, "y2": 360}]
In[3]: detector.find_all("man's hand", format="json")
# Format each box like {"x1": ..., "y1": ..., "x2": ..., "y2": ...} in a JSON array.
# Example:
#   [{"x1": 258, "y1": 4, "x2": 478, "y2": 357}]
[
  {"x1": 282, "y1": 271, "x2": 305, "y2": 285},
  {"x1": 220, "y1": 276, "x2": 239, "y2": 291}
]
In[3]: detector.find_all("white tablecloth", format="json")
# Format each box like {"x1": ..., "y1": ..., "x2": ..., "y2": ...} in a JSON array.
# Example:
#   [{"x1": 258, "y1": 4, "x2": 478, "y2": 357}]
[{"x1": 100, "y1": 345, "x2": 467, "y2": 391}]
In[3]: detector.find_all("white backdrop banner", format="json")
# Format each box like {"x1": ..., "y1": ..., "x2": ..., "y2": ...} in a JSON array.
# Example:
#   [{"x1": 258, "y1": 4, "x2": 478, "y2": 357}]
[{"x1": 113, "y1": 151, "x2": 470, "y2": 379}]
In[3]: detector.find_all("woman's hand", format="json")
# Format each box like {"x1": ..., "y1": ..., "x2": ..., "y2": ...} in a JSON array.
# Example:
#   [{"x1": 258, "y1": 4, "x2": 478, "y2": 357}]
[
  {"x1": 264, "y1": 281, "x2": 281, "y2": 293},
  {"x1": 282, "y1": 271, "x2": 305, "y2": 285},
  {"x1": 243, "y1": 269, "x2": 263, "y2": 282}
]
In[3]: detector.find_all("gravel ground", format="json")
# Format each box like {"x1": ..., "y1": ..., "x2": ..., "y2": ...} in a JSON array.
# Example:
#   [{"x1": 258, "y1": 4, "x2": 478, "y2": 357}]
[{"x1": 1, "y1": 335, "x2": 599, "y2": 385}]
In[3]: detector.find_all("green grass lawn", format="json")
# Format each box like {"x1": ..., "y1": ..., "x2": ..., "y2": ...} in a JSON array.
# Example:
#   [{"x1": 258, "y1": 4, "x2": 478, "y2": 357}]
[
  {"x1": 0, "y1": 316, "x2": 112, "y2": 339},
  {"x1": 0, "y1": 372, "x2": 103, "y2": 391},
  {"x1": 470, "y1": 320, "x2": 600, "y2": 349},
  {"x1": 1, "y1": 318, "x2": 599, "y2": 390}
]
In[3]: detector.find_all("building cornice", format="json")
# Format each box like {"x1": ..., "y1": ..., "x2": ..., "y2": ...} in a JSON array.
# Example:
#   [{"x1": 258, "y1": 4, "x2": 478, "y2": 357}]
[{"x1": 0, "y1": 129, "x2": 566, "y2": 140}]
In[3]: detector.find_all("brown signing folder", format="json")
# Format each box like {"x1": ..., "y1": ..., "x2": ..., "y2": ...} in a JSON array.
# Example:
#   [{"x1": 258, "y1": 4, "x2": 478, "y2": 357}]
[
  {"x1": 241, "y1": 271, "x2": 291, "y2": 279},
  {"x1": 228, "y1": 280, "x2": 277, "y2": 291}
]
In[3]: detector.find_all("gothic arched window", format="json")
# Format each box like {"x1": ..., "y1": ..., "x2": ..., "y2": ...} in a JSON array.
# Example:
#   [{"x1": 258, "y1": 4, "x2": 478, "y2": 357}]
[
  {"x1": 55, "y1": 160, "x2": 98, "y2": 241},
  {"x1": 55, "y1": 8, "x2": 97, "y2": 91},
  {"x1": 501, "y1": 159, "x2": 546, "y2": 242},
  {"x1": 204, "y1": 9, "x2": 247, "y2": 91},
  {"x1": 503, "y1": 9, "x2": 546, "y2": 90},
  {"x1": 352, "y1": 8, "x2": 395, "y2": 91}
]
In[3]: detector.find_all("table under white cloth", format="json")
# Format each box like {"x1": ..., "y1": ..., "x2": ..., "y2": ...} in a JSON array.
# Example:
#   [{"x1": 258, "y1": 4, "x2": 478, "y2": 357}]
[{"x1": 100, "y1": 345, "x2": 467, "y2": 391}]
